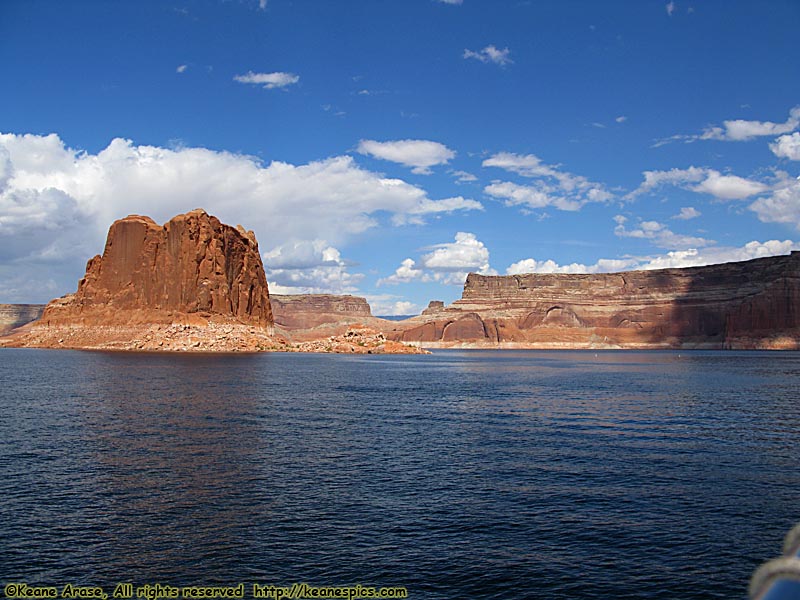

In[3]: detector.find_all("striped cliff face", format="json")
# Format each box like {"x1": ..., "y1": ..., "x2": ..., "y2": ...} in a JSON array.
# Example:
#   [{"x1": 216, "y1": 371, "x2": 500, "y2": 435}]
[
  {"x1": 0, "y1": 304, "x2": 45, "y2": 335},
  {"x1": 388, "y1": 252, "x2": 800, "y2": 350}
]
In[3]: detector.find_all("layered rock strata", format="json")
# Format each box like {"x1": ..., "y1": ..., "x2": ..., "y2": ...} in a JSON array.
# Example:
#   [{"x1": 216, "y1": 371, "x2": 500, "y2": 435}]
[
  {"x1": 389, "y1": 252, "x2": 800, "y2": 350},
  {"x1": 270, "y1": 294, "x2": 372, "y2": 329},
  {"x1": 0, "y1": 304, "x2": 45, "y2": 335}
]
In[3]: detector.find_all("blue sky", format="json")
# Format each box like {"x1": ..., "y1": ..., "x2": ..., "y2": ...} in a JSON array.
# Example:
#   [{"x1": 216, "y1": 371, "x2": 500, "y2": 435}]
[{"x1": 1, "y1": 0, "x2": 799, "y2": 314}]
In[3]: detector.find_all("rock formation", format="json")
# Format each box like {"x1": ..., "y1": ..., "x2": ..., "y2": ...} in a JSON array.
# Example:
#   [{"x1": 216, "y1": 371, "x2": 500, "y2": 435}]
[
  {"x1": 421, "y1": 300, "x2": 445, "y2": 316},
  {"x1": 41, "y1": 209, "x2": 272, "y2": 328},
  {"x1": 0, "y1": 304, "x2": 45, "y2": 335},
  {"x1": 270, "y1": 294, "x2": 372, "y2": 329},
  {"x1": 2, "y1": 210, "x2": 426, "y2": 353},
  {"x1": 389, "y1": 252, "x2": 800, "y2": 350},
  {"x1": 7, "y1": 209, "x2": 277, "y2": 351}
]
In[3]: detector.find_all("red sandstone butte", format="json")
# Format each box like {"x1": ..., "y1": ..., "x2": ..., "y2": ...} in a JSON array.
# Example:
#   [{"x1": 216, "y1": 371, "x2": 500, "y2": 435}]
[
  {"x1": 6, "y1": 209, "x2": 278, "y2": 351},
  {"x1": 388, "y1": 252, "x2": 800, "y2": 350},
  {"x1": 41, "y1": 209, "x2": 273, "y2": 328}
]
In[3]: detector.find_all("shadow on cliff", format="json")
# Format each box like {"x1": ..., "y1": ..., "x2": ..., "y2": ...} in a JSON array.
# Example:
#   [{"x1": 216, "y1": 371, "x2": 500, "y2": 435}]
[{"x1": 657, "y1": 253, "x2": 800, "y2": 349}]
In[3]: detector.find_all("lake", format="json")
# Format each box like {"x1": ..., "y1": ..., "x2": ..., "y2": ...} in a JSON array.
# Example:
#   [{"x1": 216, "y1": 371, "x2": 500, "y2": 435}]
[{"x1": 1, "y1": 349, "x2": 798, "y2": 599}]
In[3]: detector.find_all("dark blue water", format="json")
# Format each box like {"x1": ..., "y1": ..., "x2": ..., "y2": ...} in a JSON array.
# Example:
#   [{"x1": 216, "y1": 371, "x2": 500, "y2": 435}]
[{"x1": 1, "y1": 349, "x2": 798, "y2": 599}]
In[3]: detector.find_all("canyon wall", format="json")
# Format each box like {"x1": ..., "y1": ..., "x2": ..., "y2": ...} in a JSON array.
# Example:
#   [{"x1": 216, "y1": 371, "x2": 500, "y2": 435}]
[
  {"x1": 270, "y1": 294, "x2": 371, "y2": 329},
  {"x1": 0, "y1": 304, "x2": 45, "y2": 335},
  {"x1": 390, "y1": 252, "x2": 800, "y2": 349}
]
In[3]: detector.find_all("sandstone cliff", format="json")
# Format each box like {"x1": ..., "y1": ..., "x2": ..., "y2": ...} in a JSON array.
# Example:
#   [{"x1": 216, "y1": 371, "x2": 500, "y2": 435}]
[
  {"x1": 390, "y1": 252, "x2": 800, "y2": 350},
  {"x1": 40, "y1": 209, "x2": 272, "y2": 328},
  {"x1": 0, "y1": 304, "x2": 45, "y2": 335},
  {"x1": 8, "y1": 209, "x2": 277, "y2": 351},
  {"x1": 270, "y1": 294, "x2": 371, "y2": 329}
]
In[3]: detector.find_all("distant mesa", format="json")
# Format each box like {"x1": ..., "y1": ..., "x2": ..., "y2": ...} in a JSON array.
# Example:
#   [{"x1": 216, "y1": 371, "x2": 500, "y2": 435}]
[
  {"x1": 270, "y1": 294, "x2": 372, "y2": 330},
  {"x1": 0, "y1": 304, "x2": 45, "y2": 335},
  {"x1": 422, "y1": 300, "x2": 445, "y2": 316},
  {"x1": 387, "y1": 252, "x2": 800, "y2": 350}
]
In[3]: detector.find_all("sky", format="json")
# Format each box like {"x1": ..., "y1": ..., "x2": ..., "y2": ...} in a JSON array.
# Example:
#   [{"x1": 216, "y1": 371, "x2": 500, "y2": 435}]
[{"x1": 1, "y1": 0, "x2": 799, "y2": 315}]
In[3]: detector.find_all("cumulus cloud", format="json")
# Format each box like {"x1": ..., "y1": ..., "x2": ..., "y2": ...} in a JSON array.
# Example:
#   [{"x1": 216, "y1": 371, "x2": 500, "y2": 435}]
[
  {"x1": 357, "y1": 139, "x2": 455, "y2": 174},
  {"x1": 463, "y1": 45, "x2": 512, "y2": 66},
  {"x1": 176, "y1": 64, "x2": 188, "y2": 73},
  {"x1": 655, "y1": 105, "x2": 800, "y2": 146},
  {"x1": 483, "y1": 152, "x2": 613, "y2": 212},
  {"x1": 365, "y1": 294, "x2": 422, "y2": 317},
  {"x1": 627, "y1": 166, "x2": 768, "y2": 200},
  {"x1": 506, "y1": 239, "x2": 799, "y2": 275},
  {"x1": 673, "y1": 206, "x2": 701, "y2": 220},
  {"x1": 770, "y1": 132, "x2": 800, "y2": 161},
  {"x1": 451, "y1": 170, "x2": 478, "y2": 183},
  {"x1": 666, "y1": 1, "x2": 676, "y2": 16},
  {"x1": 0, "y1": 132, "x2": 481, "y2": 301},
  {"x1": 507, "y1": 257, "x2": 640, "y2": 275},
  {"x1": 749, "y1": 175, "x2": 800, "y2": 230},
  {"x1": 615, "y1": 116, "x2": 627, "y2": 123},
  {"x1": 693, "y1": 171, "x2": 769, "y2": 200},
  {"x1": 260, "y1": 240, "x2": 365, "y2": 295},
  {"x1": 393, "y1": 196, "x2": 483, "y2": 225},
  {"x1": 380, "y1": 232, "x2": 495, "y2": 286},
  {"x1": 234, "y1": 71, "x2": 299, "y2": 89},
  {"x1": 614, "y1": 217, "x2": 712, "y2": 249},
  {"x1": 378, "y1": 258, "x2": 425, "y2": 285}
]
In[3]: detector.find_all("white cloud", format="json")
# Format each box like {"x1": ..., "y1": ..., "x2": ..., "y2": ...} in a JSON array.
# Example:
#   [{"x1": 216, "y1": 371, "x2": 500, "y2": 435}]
[
  {"x1": 451, "y1": 170, "x2": 478, "y2": 183},
  {"x1": 483, "y1": 152, "x2": 613, "y2": 211},
  {"x1": 692, "y1": 171, "x2": 768, "y2": 200},
  {"x1": 258, "y1": 0, "x2": 267, "y2": 9},
  {"x1": 770, "y1": 132, "x2": 800, "y2": 160},
  {"x1": 614, "y1": 217, "x2": 713, "y2": 249},
  {"x1": 616, "y1": 116, "x2": 627, "y2": 123},
  {"x1": 484, "y1": 181, "x2": 582, "y2": 211},
  {"x1": 435, "y1": 0, "x2": 463, "y2": 4},
  {"x1": 749, "y1": 176, "x2": 800, "y2": 230},
  {"x1": 0, "y1": 132, "x2": 482, "y2": 302},
  {"x1": 262, "y1": 240, "x2": 363, "y2": 295},
  {"x1": 507, "y1": 257, "x2": 639, "y2": 275},
  {"x1": 266, "y1": 265, "x2": 362, "y2": 295},
  {"x1": 391, "y1": 300, "x2": 420, "y2": 315},
  {"x1": 380, "y1": 232, "x2": 496, "y2": 286},
  {"x1": 357, "y1": 139, "x2": 455, "y2": 174},
  {"x1": 263, "y1": 239, "x2": 345, "y2": 269},
  {"x1": 666, "y1": 2, "x2": 676, "y2": 16},
  {"x1": 637, "y1": 240, "x2": 800, "y2": 269},
  {"x1": 656, "y1": 105, "x2": 800, "y2": 145},
  {"x1": 506, "y1": 239, "x2": 799, "y2": 275},
  {"x1": 365, "y1": 294, "x2": 422, "y2": 317},
  {"x1": 420, "y1": 232, "x2": 495, "y2": 284},
  {"x1": 628, "y1": 166, "x2": 767, "y2": 200},
  {"x1": 393, "y1": 196, "x2": 483, "y2": 225},
  {"x1": 673, "y1": 206, "x2": 701, "y2": 220},
  {"x1": 176, "y1": 65, "x2": 188, "y2": 73},
  {"x1": 463, "y1": 45, "x2": 512, "y2": 66},
  {"x1": 234, "y1": 71, "x2": 299, "y2": 89},
  {"x1": 378, "y1": 258, "x2": 425, "y2": 285}
]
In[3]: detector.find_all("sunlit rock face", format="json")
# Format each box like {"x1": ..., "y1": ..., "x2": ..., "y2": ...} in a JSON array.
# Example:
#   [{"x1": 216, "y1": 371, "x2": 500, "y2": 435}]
[
  {"x1": 389, "y1": 252, "x2": 800, "y2": 350},
  {"x1": 40, "y1": 209, "x2": 273, "y2": 328}
]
